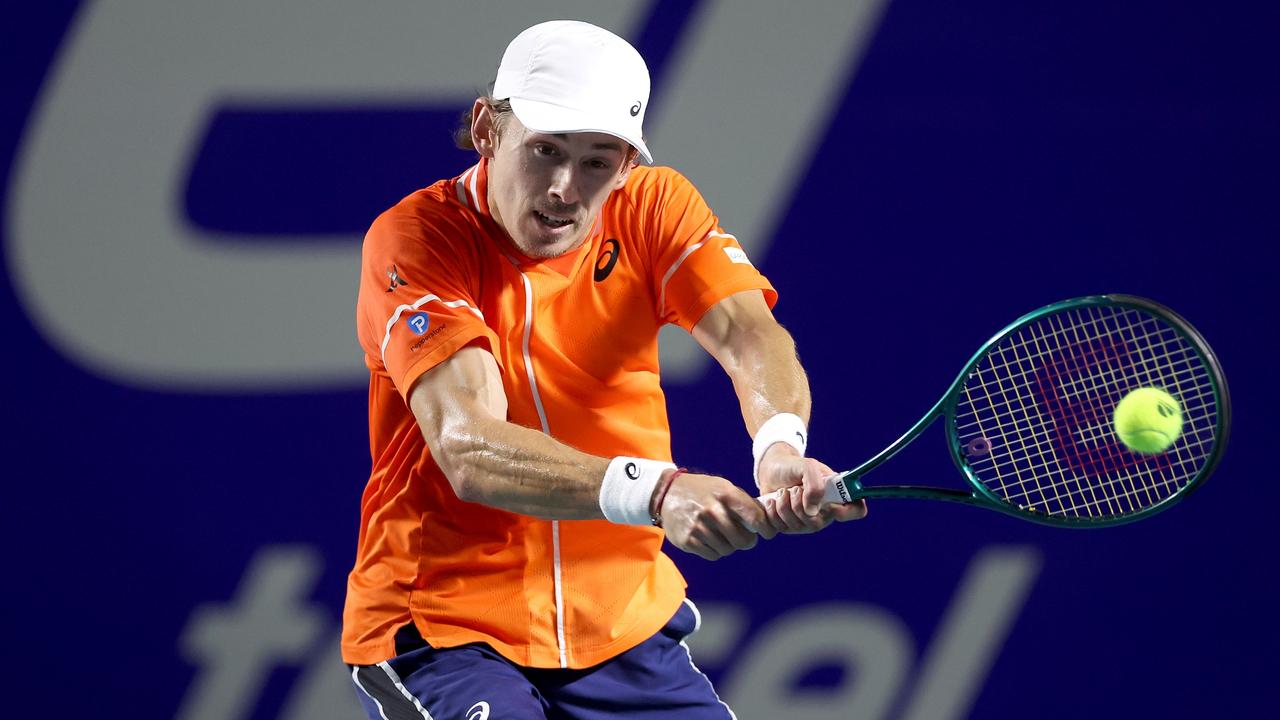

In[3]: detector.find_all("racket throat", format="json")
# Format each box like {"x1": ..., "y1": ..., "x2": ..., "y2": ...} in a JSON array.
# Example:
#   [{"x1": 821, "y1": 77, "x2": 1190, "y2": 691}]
[{"x1": 830, "y1": 473, "x2": 978, "y2": 505}]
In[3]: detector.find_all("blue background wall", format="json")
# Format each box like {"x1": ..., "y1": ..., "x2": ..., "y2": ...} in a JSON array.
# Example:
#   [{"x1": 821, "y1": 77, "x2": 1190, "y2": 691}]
[{"x1": 3, "y1": 1, "x2": 1275, "y2": 718}]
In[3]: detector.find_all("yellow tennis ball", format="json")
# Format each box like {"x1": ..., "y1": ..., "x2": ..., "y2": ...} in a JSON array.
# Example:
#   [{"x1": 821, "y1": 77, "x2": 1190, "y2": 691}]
[{"x1": 1113, "y1": 387, "x2": 1183, "y2": 454}]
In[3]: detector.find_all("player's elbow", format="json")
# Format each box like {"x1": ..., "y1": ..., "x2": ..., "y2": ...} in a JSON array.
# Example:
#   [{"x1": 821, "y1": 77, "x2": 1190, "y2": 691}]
[
  {"x1": 433, "y1": 427, "x2": 491, "y2": 503},
  {"x1": 449, "y1": 468, "x2": 486, "y2": 504}
]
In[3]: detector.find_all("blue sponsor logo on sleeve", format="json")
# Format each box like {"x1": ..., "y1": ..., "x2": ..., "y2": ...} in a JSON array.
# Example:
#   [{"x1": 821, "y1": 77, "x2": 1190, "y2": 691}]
[{"x1": 405, "y1": 312, "x2": 430, "y2": 335}]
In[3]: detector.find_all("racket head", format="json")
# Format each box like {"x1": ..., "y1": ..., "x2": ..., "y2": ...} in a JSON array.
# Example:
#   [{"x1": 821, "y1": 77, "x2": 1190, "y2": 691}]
[{"x1": 942, "y1": 295, "x2": 1229, "y2": 527}]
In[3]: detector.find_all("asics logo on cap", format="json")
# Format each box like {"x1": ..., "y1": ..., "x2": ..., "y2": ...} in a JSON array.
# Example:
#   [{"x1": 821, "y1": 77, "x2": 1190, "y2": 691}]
[{"x1": 630, "y1": 101, "x2": 642, "y2": 117}]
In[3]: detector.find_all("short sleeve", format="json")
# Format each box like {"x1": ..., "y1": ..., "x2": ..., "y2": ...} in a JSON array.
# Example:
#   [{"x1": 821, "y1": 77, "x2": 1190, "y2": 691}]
[
  {"x1": 356, "y1": 203, "x2": 499, "y2": 400},
  {"x1": 645, "y1": 169, "x2": 778, "y2": 330}
]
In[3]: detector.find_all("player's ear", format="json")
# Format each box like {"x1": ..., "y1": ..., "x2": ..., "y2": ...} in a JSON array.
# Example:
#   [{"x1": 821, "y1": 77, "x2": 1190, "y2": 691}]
[
  {"x1": 612, "y1": 147, "x2": 640, "y2": 189},
  {"x1": 471, "y1": 99, "x2": 498, "y2": 158}
]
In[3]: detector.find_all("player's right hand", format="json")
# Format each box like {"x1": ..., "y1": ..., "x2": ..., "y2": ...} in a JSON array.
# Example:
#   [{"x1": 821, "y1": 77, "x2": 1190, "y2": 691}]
[
  {"x1": 757, "y1": 445, "x2": 868, "y2": 534},
  {"x1": 658, "y1": 472, "x2": 775, "y2": 560}
]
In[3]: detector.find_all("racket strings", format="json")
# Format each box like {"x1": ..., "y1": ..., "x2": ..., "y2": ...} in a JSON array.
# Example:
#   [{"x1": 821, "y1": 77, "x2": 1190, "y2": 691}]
[
  {"x1": 957, "y1": 316, "x2": 1203, "y2": 396},
  {"x1": 1031, "y1": 309, "x2": 1178, "y2": 515},
  {"x1": 1031, "y1": 308, "x2": 1212, "y2": 515},
  {"x1": 954, "y1": 304, "x2": 1219, "y2": 519},
  {"x1": 1005, "y1": 307, "x2": 1208, "y2": 516},
  {"x1": 954, "y1": 384, "x2": 1218, "y2": 513},
  {"x1": 1067, "y1": 308, "x2": 1211, "y2": 510}
]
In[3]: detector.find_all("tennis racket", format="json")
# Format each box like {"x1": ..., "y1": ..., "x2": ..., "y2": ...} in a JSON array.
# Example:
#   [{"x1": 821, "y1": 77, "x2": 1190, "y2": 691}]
[{"x1": 764, "y1": 295, "x2": 1229, "y2": 527}]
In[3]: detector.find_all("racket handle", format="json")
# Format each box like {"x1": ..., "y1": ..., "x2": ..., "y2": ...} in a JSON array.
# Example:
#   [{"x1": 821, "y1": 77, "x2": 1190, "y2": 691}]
[
  {"x1": 823, "y1": 473, "x2": 858, "y2": 503},
  {"x1": 758, "y1": 473, "x2": 859, "y2": 505}
]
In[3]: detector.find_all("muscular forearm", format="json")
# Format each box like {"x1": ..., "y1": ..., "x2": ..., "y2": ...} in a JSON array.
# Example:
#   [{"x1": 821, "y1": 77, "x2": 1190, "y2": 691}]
[
  {"x1": 434, "y1": 414, "x2": 772, "y2": 556},
  {"x1": 726, "y1": 322, "x2": 812, "y2": 435},
  {"x1": 725, "y1": 322, "x2": 816, "y2": 495},
  {"x1": 409, "y1": 346, "x2": 614, "y2": 520},
  {"x1": 692, "y1": 291, "x2": 819, "y2": 498},
  {"x1": 721, "y1": 318, "x2": 864, "y2": 523},
  {"x1": 692, "y1": 291, "x2": 812, "y2": 437},
  {"x1": 431, "y1": 414, "x2": 610, "y2": 520}
]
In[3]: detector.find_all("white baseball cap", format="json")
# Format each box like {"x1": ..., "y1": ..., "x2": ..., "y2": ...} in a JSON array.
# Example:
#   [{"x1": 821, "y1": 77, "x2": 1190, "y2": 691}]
[{"x1": 492, "y1": 20, "x2": 653, "y2": 163}]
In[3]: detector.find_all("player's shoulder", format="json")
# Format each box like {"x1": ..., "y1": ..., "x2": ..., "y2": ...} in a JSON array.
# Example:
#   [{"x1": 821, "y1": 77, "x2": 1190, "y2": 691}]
[
  {"x1": 370, "y1": 180, "x2": 463, "y2": 239},
  {"x1": 365, "y1": 178, "x2": 477, "y2": 260},
  {"x1": 612, "y1": 165, "x2": 713, "y2": 240},
  {"x1": 622, "y1": 164, "x2": 698, "y2": 201},
  {"x1": 613, "y1": 165, "x2": 707, "y2": 231}
]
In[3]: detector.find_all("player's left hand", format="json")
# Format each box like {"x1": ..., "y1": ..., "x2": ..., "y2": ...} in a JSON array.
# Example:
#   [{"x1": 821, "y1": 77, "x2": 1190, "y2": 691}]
[{"x1": 757, "y1": 445, "x2": 868, "y2": 534}]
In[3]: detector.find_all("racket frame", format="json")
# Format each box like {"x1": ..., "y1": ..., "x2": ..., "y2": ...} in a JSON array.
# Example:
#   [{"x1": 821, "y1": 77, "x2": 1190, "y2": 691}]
[{"x1": 827, "y1": 294, "x2": 1230, "y2": 528}]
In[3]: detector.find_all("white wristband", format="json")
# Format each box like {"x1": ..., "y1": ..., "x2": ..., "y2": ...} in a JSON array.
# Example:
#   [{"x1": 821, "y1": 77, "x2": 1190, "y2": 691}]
[
  {"x1": 752, "y1": 413, "x2": 808, "y2": 487},
  {"x1": 600, "y1": 457, "x2": 676, "y2": 526}
]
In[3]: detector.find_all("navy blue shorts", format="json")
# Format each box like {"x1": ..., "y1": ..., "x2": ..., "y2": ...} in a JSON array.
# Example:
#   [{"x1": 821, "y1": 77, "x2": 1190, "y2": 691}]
[{"x1": 349, "y1": 600, "x2": 734, "y2": 720}]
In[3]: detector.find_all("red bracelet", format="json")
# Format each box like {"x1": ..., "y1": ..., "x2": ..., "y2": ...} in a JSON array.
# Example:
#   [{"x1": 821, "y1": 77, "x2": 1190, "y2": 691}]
[{"x1": 650, "y1": 467, "x2": 687, "y2": 527}]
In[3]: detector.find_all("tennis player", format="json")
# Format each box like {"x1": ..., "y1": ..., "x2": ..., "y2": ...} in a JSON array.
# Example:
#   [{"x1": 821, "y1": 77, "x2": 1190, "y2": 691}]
[{"x1": 343, "y1": 20, "x2": 866, "y2": 719}]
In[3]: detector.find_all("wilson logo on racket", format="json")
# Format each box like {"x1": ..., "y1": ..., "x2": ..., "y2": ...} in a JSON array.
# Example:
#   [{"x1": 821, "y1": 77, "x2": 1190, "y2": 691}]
[
  {"x1": 1031, "y1": 336, "x2": 1176, "y2": 477},
  {"x1": 831, "y1": 478, "x2": 852, "y2": 503}
]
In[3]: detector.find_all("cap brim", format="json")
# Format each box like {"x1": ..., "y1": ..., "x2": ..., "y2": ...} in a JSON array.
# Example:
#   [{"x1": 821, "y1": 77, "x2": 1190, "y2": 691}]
[{"x1": 509, "y1": 97, "x2": 653, "y2": 164}]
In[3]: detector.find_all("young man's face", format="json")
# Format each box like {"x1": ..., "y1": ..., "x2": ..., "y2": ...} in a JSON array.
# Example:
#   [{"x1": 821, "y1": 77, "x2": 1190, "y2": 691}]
[{"x1": 475, "y1": 103, "x2": 634, "y2": 259}]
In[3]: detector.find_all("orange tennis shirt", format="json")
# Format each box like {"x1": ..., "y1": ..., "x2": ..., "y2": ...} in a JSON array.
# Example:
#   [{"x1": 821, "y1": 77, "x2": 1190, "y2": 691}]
[{"x1": 342, "y1": 158, "x2": 777, "y2": 669}]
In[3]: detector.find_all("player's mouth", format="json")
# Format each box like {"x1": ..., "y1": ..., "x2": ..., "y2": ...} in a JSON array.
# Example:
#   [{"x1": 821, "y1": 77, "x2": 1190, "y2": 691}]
[{"x1": 533, "y1": 209, "x2": 575, "y2": 231}]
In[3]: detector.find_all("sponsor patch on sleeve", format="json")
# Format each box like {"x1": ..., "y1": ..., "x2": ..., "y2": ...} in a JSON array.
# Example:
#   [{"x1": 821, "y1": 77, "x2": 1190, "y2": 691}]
[
  {"x1": 723, "y1": 247, "x2": 752, "y2": 265},
  {"x1": 405, "y1": 311, "x2": 430, "y2": 335}
]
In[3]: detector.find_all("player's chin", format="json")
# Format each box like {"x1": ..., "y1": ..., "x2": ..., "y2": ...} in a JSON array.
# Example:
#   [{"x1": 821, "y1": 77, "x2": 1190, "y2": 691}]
[{"x1": 520, "y1": 224, "x2": 584, "y2": 257}]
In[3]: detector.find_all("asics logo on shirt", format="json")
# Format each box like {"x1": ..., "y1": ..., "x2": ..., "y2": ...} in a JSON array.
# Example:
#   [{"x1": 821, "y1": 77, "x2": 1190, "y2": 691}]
[
  {"x1": 594, "y1": 239, "x2": 620, "y2": 281},
  {"x1": 467, "y1": 701, "x2": 491, "y2": 720}
]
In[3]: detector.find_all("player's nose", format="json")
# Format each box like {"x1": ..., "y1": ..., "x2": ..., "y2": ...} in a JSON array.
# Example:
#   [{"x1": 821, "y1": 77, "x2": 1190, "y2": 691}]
[{"x1": 547, "y1": 164, "x2": 580, "y2": 205}]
